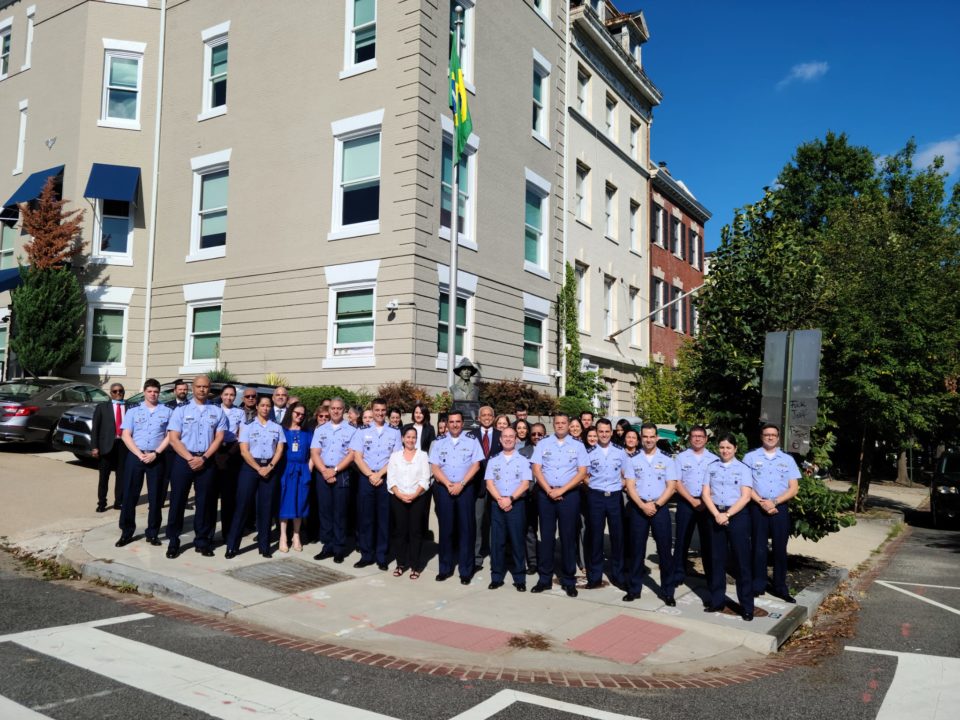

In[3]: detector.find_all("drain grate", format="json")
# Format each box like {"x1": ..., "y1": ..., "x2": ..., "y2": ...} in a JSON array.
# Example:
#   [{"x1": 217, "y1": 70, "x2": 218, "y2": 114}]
[{"x1": 225, "y1": 558, "x2": 353, "y2": 594}]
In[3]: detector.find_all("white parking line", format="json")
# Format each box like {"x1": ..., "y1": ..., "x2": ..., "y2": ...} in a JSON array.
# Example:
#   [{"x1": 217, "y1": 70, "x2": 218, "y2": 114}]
[
  {"x1": 448, "y1": 689, "x2": 649, "y2": 720},
  {"x1": 846, "y1": 647, "x2": 960, "y2": 720},
  {"x1": 878, "y1": 581, "x2": 960, "y2": 591},
  {"x1": 875, "y1": 581, "x2": 960, "y2": 616},
  {"x1": 0, "y1": 694, "x2": 49, "y2": 719}
]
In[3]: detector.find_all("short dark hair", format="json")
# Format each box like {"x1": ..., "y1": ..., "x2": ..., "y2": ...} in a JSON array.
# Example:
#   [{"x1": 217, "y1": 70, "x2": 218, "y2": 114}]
[
  {"x1": 760, "y1": 423, "x2": 780, "y2": 434},
  {"x1": 172, "y1": 378, "x2": 187, "y2": 388},
  {"x1": 640, "y1": 422, "x2": 658, "y2": 433},
  {"x1": 515, "y1": 402, "x2": 528, "y2": 412},
  {"x1": 580, "y1": 410, "x2": 595, "y2": 420},
  {"x1": 623, "y1": 429, "x2": 640, "y2": 447},
  {"x1": 222, "y1": 384, "x2": 236, "y2": 394},
  {"x1": 143, "y1": 378, "x2": 161, "y2": 391},
  {"x1": 447, "y1": 410, "x2": 463, "y2": 421},
  {"x1": 530, "y1": 422, "x2": 547, "y2": 434},
  {"x1": 717, "y1": 432, "x2": 739, "y2": 448},
  {"x1": 689, "y1": 424, "x2": 708, "y2": 435},
  {"x1": 553, "y1": 412, "x2": 570, "y2": 421},
  {"x1": 388, "y1": 406, "x2": 402, "y2": 417},
  {"x1": 438, "y1": 412, "x2": 448, "y2": 423},
  {"x1": 595, "y1": 418, "x2": 613, "y2": 429},
  {"x1": 371, "y1": 397, "x2": 387, "y2": 408},
  {"x1": 400, "y1": 423, "x2": 418, "y2": 438}
]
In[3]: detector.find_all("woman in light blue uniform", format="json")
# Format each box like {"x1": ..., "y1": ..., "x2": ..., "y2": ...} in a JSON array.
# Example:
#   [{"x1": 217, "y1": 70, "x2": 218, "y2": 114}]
[
  {"x1": 225, "y1": 396, "x2": 285, "y2": 559},
  {"x1": 278, "y1": 402, "x2": 313, "y2": 553}
]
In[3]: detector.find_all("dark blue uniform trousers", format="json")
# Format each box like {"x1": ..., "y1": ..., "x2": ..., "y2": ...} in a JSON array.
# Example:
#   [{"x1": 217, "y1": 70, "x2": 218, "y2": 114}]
[
  {"x1": 316, "y1": 469, "x2": 351, "y2": 555},
  {"x1": 434, "y1": 481, "x2": 476, "y2": 579},
  {"x1": 118, "y1": 455, "x2": 166, "y2": 541},
  {"x1": 227, "y1": 463, "x2": 277, "y2": 554},
  {"x1": 750, "y1": 502, "x2": 791, "y2": 595},
  {"x1": 625, "y1": 502, "x2": 674, "y2": 597},
  {"x1": 490, "y1": 499, "x2": 527, "y2": 584},
  {"x1": 586, "y1": 489, "x2": 625, "y2": 586},
  {"x1": 707, "y1": 511, "x2": 753, "y2": 613},
  {"x1": 537, "y1": 489, "x2": 580, "y2": 589},
  {"x1": 166, "y1": 455, "x2": 217, "y2": 551},
  {"x1": 357, "y1": 477, "x2": 390, "y2": 564},
  {"x1": 214, "y1": 446, "x2": 241, "y2": 541},
  {"x1": 672, "y1": 496, "x2": 714, "y2": 588}
]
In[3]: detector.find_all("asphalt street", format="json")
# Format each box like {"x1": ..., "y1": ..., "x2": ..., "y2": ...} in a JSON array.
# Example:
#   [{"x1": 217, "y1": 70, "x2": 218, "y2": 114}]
[{"x1": 1, "y1": 513, "x2": 957, "y2": 720}]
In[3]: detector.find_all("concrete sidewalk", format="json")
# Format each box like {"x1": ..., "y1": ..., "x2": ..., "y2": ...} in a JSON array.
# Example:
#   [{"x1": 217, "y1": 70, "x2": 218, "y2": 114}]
[{"x1": 0, "y1": 446, "x2": 927, "y2": 676}]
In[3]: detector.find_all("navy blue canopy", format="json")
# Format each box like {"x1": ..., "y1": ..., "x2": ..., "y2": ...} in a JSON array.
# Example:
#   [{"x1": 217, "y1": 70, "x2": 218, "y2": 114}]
[
  {"x1": 83, "y1": 163, "x2": 141, "y2": 203},
  {"x1": 3, "y1": 165, "x2": 64, "y2": 208}
]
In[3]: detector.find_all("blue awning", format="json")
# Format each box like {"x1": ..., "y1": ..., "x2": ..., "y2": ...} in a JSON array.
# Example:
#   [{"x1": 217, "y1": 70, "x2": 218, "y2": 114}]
[
  {"x1": 3, "y1": 165, "x2": 65, "y2": 209},
  {"x1": 83, "y1": 163, "x2": 141, "y2": 203},
  {"x1": 0, "y1": 267, "x2": 22, "y2": 293}
]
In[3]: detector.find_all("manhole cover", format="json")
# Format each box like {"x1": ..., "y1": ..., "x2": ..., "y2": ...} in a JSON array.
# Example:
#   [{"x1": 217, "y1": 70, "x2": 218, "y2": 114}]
[{"x1": 225, "y1": 558, "x2": 353, "y2": 594}]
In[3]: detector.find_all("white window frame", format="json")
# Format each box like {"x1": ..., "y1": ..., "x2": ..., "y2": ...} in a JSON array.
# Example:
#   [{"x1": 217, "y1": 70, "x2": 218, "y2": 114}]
[
  {"x1": 523, "y1": 168, "x2": 551, "y2": 279},
  {"x1": 13, "y1": 99, "x2": 27, "y2": 175},
  {"x1": 435, "y1": 263, "x2": 477, "y2": 370},
  {"x1": 341, "y1": 0, "x2": 377, "y2": 79},
  {"x1": 0, "y1": 220, "x2": 17, "y2": 270},
  {"x1": 604, "y1": 95, "x2": 616, "y2": 141},
  {"x1": 652, "y1": 203, "x2": 664, "y2": 247},
  {"x1": 629, "y1": 199, "x2": 640, "y2": 253},
  {"x1": 603, "y1": 275, "x2": 615, "y2": 337},
  {"x1": 329, "y1": 109, "x2": 383, "y2": 241},
  {"x1": 651, "y1": 275, "x2": 665, "y2": 326},
  {"x1": 604, "y1": 183, "x2": 617, "y2": 241},
  {"x1": 522, "y1": 292, "x2": 550, "y2": 384},
  {"x1": 198, "y1": 21, "x2": 229, "y2": 121},
  {"x1": 629, "y1": 118, "x2": 640, "y2": 161},
  {"x1": 450, "y1": 0, "x2": 476, "y2": 91},
  {"x1": 575, "y1": 162, "x2": 590, "y2": 225},
  {"x1": 179, "y1": 280, "x2": 225, "y2": 374},
  {"x1": 628, "y1": 286, "x2": 640, "y2": 347},
  {"x1": 187, "y1": 148, "x2": 231, "y2": 262},
  {"x1": 82, "y1": 285, "x2": 134, "y2": 376},
  {"x1": 574, "y1": 262, "x2": 588, "y2": 333},
  {"x1": 671, "y1": 216, "x2": 682, "y2": 257},
  {"x1": 20, "y1": 6, "x2": 34, "y2": 72},
  {"x1": 576, "y1": 66, "x2": 590, "y2": 116},
  {"x1": 322, "y1": 260, "x2": 379, "y2": 368},
  {"x1": 0, "y1": 17, "x2": 11, "y2": 80},
  {"x1": 532, "y1": 0, "x2": 552, "y2": 26},
  {"x1": 439, "y1": 113, "x2": 479, "y2": 250},
  {"x1": 98, "y1": 39, "x2": 146, "y2": 131},
  {"x1": 90, "y1": 198, "x2": 134, "y2": 266},
  {"x1": 691, "y1": 230, "x2": 701, "y2": 269},
  {"x1": 531, "y1": 49, "x2": 551, "y2": 148}
]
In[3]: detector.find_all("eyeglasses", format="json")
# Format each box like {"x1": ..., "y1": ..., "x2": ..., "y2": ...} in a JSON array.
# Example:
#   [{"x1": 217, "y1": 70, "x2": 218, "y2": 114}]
[
  {"x1": 110, "y1": 389, "x2": 124, "y2": 395},
  {"x1": 243, "y1": 394, "x2": 257, "y2": 399},
  {"x1": 293, "y1": 411, "x2": 305, "y2": 417},
  {"x1": 530, "y1": 432, "x2": 545, "y2": 437},
  {"x1": 762, "y1": 433, "x2": 779, "y2": 437}
]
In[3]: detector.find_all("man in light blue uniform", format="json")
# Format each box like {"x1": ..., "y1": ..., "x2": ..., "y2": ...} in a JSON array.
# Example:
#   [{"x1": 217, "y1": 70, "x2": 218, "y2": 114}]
[
  {"x1": 214, "y1": 385, "x2": 246, "y2": 543},
  {"x1": 165, "y1": 375, "x2": 227, "y2": 558},
  {"x1": 744, "y1": 424, "x2": 801, "y2": 603},
  {"x1": 672, "y1": 425, "x2": 719, "y2": 593},
  {"x1": 429, "y1": 410, "x2": 484, "y2": 584},
  {"x1": 531, "y1": 413, "x2": 589, "y2": 598},
  {"x1": 584, "y1": 418, "x2": 634, "y2": 590},
  {"x1": 485, "y1": 427, "x2": 531, "y2": 592},
  {"x1": 624, "y1": 423, "x2": 678, "y2": 603},
  {"x1": 116, "y1": 378, "x2": 172, "y2": 547},
  {"x1": 351, "y1": 398, "x2": 401, "y2": 571},
  {"x1": 310, "y1": 397, "x2": 356, "y2": 564}
]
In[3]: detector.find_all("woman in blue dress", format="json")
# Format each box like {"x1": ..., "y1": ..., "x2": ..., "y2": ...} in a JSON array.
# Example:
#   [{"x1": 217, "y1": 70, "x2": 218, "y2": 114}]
[{"x1": 278, "y1": 402, "x2": 313, "y2": 553}]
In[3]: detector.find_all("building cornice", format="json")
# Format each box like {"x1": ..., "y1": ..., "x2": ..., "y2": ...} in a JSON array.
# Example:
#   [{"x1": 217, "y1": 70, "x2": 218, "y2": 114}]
[{"x1": 651, "y1": 169, "x2": 712, "y2": 223}]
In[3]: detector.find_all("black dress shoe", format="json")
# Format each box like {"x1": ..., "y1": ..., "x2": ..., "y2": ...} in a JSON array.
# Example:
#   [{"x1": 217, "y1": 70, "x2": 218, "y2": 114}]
[
  {"x1": 742, "y1": 612, "x2": 754, "y2": 621},
  {"x1": 530, "y1": 582, "x2": 550, "y2": 593},
  {"x1": 115, "y1": 536, "x2": 133, "y2": 548},
  {"x1": 224, "y1": 550, "x2": 237, "y2": 559},
  {"x1": 704, "y1": 605, "x2": 724, "y2": 613},
  {"x1": 354, "y1": 559, "x2": 375, "y2": 569},
  {"x1": 200, "y1": 548, "x2": 215, "y2": 557},
  {"x1": 526, "y1": 567, "x2": 537, "y2": 575},
  {"x1": 772, "y1": 590, "x2": 796, "y2": 604},
  {"x1": 112, "y1": 504, "x2": 122, "y2": 510},
  {"x1": 663, "y1": 597, "x2": 677, "y2": 607},
  {"x1": 146, "y1": 537, "x2": 162, "y2": 546},
  {"x1": 166, "y1": 547, "x2": 179, "y2": 559},
  {"x1": 436, "y1": 572, "x2": 452, "y2": 582},
  {"x1": 585, "y1": 581, "x2": 603, "y2": 589},
  {"x1": 314, "y1": 549, "x2": 334, "y2": 561},
  {"x1": 377, "y1": 563, "x2": 389, "y2": 571},
  {"x1": 333, "y1": 554, "x2": 345, "y2": 564},
  {"x1": 474, "y1": 564, "x2": 484, "y2": 573},
  {"x1": 96, "y1": 505, "x2": 108, "y2": 513},
  {"x1": 460, "y1": 576, "x2": 472, "y2": 585},
  {"x1": 622, "y1": 592, "x2": 640, "y2": 602},
  {"x1": 514, "y1": 583, "x2": 526, "y2": 592},
  {"x1": 260, "y1": 550, "x2": 273, "y2": 558},
  {"x1": 753, "y1": 590, "x2": 765, "y2": 598},
  {"x1": 488, "y1": 581, "x2": 504, "y2": 590},
  {"x1": 564, "y1": 586, "x2": 578, "y2": 598}
]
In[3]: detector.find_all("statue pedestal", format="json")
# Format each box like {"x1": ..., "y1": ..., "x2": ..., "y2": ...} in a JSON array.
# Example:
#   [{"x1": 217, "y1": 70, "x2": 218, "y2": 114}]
[{"x1": 451, "y1": 400, "x2": 480, "y2": 428}]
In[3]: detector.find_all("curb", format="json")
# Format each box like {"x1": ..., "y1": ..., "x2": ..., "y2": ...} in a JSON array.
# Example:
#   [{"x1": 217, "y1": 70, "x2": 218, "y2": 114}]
[{"x1": 767, "y1": 566, "x2": 848, "y2": 647}]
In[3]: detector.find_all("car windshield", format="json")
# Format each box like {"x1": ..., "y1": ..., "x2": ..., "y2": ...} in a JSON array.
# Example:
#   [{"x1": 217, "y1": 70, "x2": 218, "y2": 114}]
[
  {"x1": 0, "y1": 382, "x2": 47, "y2": 401},
  {"x1": 87, "y1": 388, "x2": 110, "y2": 402},
  {"x1": 941, "y1": 455, "x2": 960, "y2": 476}
]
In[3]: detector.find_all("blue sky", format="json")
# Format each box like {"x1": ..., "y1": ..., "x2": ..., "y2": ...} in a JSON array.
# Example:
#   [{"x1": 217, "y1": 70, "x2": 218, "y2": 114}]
[{"x1": 619, "y1": 0, "x2": 960, "y2": 250}]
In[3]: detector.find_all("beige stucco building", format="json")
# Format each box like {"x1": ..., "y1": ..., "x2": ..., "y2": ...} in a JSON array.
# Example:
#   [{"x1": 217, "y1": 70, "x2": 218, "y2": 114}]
[{"x1": 0, "y1": 0, "x2": 568, "y2": 395}]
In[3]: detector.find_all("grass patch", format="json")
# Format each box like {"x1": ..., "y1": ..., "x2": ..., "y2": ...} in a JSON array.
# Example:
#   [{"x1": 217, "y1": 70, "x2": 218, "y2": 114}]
[
  {"x1": 19, "y1": 555, "x2": 81, "y2": 581},
  {"x1": 92, "y1": 578, "x2": 139, "y2": 594}
]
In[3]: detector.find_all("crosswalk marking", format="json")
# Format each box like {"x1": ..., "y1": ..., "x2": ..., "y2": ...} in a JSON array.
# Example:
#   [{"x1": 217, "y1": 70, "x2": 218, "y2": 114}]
[
  {"x1": 449, "y1": 689, "x2": 649, "y2": 720},
  {"x1": 0, "y1": 694, "x2": 49, "y2": 720},
  {"x1": 875, "y1": 581, "x2": 960, "y2": 616},
  {"x1": 846, "y1": 647, "x2": 960, "y2": 720}
]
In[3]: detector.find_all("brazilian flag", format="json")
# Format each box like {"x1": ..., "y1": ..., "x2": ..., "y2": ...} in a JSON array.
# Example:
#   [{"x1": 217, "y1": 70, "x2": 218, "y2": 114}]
[{"x1": 448, "y1": 36, "x2": 473, "y2": 164}]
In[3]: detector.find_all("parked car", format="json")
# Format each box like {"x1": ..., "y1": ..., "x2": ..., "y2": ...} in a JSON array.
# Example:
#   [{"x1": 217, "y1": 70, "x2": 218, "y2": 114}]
[
  {"x1": 0, "y1": 378, "x2": 110, "y2": 445},
  {"x1": 930, "y1": 451, "x2": 960, "y2": 529},
  {"x1": 52, "y1": 380, "x2": 276, "y2": 460}
]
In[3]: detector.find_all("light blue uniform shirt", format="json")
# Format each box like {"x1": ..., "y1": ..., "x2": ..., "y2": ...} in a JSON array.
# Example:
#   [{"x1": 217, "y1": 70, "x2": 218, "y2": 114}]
[
  {"x1": 742, "y1": 448, "x2": 801, "y2": 500},
  {"x1": 168, "y1": 402, "x2": 227, "y2": 453},
  {"x1": 429, "y1": 433, "x2": 484, "y2": 484},
  {"x1": 485, "y1": 451, "x2": 532, "y2": 497},
  {"x1": 675, "y1": 448, "x2": 720, "y2": 498},
  {"x1": 239, "y1": 419, "x2": 285, "y2": 460},
  {"x1": 628, "y1": 449, "x2": 679, "y2": 500},
  {"x1": 121, "y1": 403, "x2": 172, "y2": 452},
  {"x1": 586, "y1": 445, "x2": 635, "y2": 492},
  {"x1": 310, "y1": 422, "x2": 356, "y2": 468},
  {"x1": 221, "y1": 406, "x2": 245, "y2": 443},
  {"x1": 704, "y1": 459, "x2": 753, "y2": 507},
  {"x1": 349, "y1": 423, "x2": 402, "y2": 472},
  {"x1": 531, "y1": 435, "x2": 589, "y2": 487}
]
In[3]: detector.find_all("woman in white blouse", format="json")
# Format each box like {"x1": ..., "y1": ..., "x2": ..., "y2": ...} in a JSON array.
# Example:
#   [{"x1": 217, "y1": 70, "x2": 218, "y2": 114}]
[{"x1": 387, "y1": 425, "x2": 432, "y2": 578}]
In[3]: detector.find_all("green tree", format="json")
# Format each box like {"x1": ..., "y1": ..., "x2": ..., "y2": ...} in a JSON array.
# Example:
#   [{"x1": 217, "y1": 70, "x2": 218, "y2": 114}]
[
  {"x1": 557, "y1": 261, "x2": 605, "y2": 410},
  {"x1": 634, "y1": 351, "x2": 693, "y2": 424}
]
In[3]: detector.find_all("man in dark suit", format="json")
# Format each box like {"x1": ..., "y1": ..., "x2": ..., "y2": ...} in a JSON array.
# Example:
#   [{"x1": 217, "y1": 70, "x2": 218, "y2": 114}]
[
  {"x1": 271, "y1": 386, "x2": 289, "y2": 424},
  {"x1": 468, "y1": 405, "x2": 501, "y2": 571},
  {"x1": 91, "y1": 383, "x2": 128, "y2": 512}
]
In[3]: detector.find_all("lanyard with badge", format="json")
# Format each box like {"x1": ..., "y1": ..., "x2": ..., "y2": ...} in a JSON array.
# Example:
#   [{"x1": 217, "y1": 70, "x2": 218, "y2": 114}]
[{"x1": 291, "y1": 432, "x2": 300, "y2": 453}]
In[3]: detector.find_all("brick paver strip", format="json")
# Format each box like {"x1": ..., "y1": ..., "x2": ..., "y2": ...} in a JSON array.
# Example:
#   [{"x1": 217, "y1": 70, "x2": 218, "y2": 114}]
[
  {"x1": 565, "y1": 614, "x2": 684, "y2": 664},
  {"x1": 378, "y1": 614, "x2": 514, "y2": 653}
]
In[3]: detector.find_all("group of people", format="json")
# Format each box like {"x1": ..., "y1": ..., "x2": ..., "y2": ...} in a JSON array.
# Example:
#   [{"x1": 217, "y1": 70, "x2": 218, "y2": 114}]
[{"x1": 104, "y1": 376, "x2": 801, "y2": 621}]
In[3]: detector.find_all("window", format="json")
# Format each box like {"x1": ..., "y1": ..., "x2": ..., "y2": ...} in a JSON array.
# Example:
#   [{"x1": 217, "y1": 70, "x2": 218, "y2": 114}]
[
  {"x1": 334, "y1": 289, "x2": 373, "y2": 346},
  {"x1": 691, "y1": 230, "x2": 701, "y2": 269},
  {"x1": 691, "y1": 300, "x2": 700, "y2": 335},
  {"x1": 524, "y1": 182, "x2": 547, "y2": 273},
  {"x1": 330, "y1": 109, "x2": 383, "y2": 240},
  {"x1": 522, "y1": 292, "x2": 550, "y2": 383},
  {"x1": 323, "y1": 259, "x2": 379, "y2": 368},
  {"x1": 604, "y1": 95, "x2": 616, "y2": 140},
  {"x1": 435, "y1": 263, "x2": 477, "y2": 368},
  {"x1": 629, "y1": 119, "x2": 640, "y2": 161},
  {"x1": 439, "y1": 117, "x2": 478, "y2": 248},
  {"x1": 21, "y1": 6, "x2": 34, "y2": 72},
  {"x1": 651, "y1": 276, "x2": 664, "y2": 325},
  {"x1": 343, "y1": 0, "x2": 376, "y2": 77},
  {"x1": 180, "y1": 280, "x2": 225, "y2": 373},
  {"x1": 0, "y1": 21, "x2": 11, "y2": 79},
  {"x1": 1, "y1": 222, "x2": 16, "y2": 269},
  {"x1": 671, "y1": 217, "x2": 681, "y2": 255},
  {"x1": 575, "y1": 163, "x2": 589, "y2": 223},
  {"x1": 100, "y1": 40, "x2": 146, "y2": 130},
  {"x1": 190, "y1": 305, "x2": 221, "y2": 363},
  {"x1": 671, "y1": 285, "x2": 684, "y2": 332},
  {"x1": 448, "y1": 0, "x2": 475, "y2": 87},
  {"x1": 603, "y1": 275, "x2": 615, "y2": 336},
  {"x1": 651, "y1": 203, "x2": 664, "y2": 246},
  {"x1": 532, "y1": 50, "x2": 551, "y2": 145},
  {"x1": 604, "y1": 183, "x2": 617, "y2": 240},
  {"x1": 0, "y1": 324, "x2": 7, "y2": 377},
  {"x1": 588, "y1": 0, "x2": 605, "y2": 19},
  {"x1": 629, "y1": 286, "x2": 640, "y2": 346},
  {"x1": 438, "y1": 292, "x2": 467, "y2": 356},
  {"x1": 199, "y1": 22, "x2": 229, "y2": 120},
  {"x1": 629, "y1": 200, "x2": 640, "y2": 252},
  {"x1": 95, "y1": 199, "x2": 134, "y2": 262},
  {"x1": 82, "y1": 285, "x2": 133, "y2": 375},
  {"x1": 574, "y1": 262, "x2": 587, "y2": 332},
  {"x1": 13, "y1": 99, "x2": 27, "y2": 175},
  {"x1": 188, "y1": 148, "x2": 231, "y2": 261},
  {"x1": 576, "y1": 67, "x2": 589, "y2": 115},
  {"x1": 532, "y1": 0, "x2": 551, "y2": 23}
]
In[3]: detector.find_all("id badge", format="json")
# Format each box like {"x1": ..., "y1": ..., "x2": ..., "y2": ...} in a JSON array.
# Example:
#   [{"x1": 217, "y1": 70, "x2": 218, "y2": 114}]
[{"x1": 292, "y1": 440, "x2": 300, "y2": 453}]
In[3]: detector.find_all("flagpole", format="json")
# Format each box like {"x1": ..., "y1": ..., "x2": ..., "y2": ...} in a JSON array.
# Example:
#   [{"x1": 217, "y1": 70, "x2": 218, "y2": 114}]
[{"x1": 446, "y1": 5, "x2": 464, "y2": 391}]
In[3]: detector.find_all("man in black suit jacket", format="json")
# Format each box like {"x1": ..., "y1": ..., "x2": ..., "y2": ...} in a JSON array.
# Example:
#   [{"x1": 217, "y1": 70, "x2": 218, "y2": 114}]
[
  {"x1": 468, "y1": 405, "x2": 501, "y2": 571},
  {"x1": 91, "y1": 383, "x2": 128, "y2": 512}
]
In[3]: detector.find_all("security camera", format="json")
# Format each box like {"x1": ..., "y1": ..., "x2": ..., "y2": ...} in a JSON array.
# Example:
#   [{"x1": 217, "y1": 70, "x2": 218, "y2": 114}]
[{"x1": 385, "y1": 299, "x2": 399, "y2": 312}]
